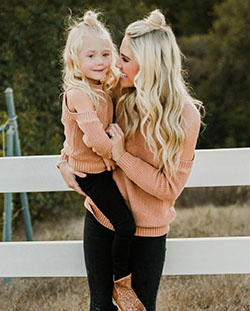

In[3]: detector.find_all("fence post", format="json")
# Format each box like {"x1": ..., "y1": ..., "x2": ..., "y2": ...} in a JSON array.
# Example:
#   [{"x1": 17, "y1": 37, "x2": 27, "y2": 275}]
[
  {"x1": 4, "y1": 88, "x2": 33, "y2": 241},
  {"x1": 3, "y1": 125, "x2": 14, "y2": 243},
  {"x1": 2, "y1": 125, "x2": 15, "y2": 284}
]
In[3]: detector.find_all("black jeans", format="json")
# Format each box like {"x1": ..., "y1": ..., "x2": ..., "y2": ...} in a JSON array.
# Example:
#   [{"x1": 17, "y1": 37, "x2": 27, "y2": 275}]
[
  {"x1": 84, "y1": 210, "x2": 167, "y2": 311},
  {"x1": 76, "y1": 171, "x2": 136, "y2": 280}
]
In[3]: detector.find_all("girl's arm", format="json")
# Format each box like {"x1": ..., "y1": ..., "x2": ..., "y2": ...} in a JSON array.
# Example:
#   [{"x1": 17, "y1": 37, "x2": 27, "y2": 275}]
[{"x1": 67, "y1": 89, "x2": 112, "y2": 159}]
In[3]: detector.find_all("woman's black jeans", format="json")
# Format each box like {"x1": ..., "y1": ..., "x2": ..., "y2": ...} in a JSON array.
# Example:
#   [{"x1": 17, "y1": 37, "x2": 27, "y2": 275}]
[
  {"x1": 76, "y1": 171, "x2": 136, "y2": 280},
  {"x1": 84, "y1": 210, "x2": 167, "y2": 311}
]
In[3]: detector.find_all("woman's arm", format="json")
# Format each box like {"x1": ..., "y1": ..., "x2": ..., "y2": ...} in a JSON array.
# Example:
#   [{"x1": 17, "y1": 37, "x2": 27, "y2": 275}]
[
  {"x1": 108, "y1": 104, "x2": 201, "y2": 201},
  {"x1": 58, "y1": 161, "x2": 86, "y2": 196},
  {"x1": 116, "y1": 152, "x2": 193, "y2": 201}
]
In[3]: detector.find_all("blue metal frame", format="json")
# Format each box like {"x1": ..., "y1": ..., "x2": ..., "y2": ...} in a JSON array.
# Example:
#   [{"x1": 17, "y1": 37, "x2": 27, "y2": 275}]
[
  {"x1": 4, "y1": 88, "x2": 33, "y2": 242},
  {"x1": 1, "y1": 88, "x2": 34, "y2": 283}
]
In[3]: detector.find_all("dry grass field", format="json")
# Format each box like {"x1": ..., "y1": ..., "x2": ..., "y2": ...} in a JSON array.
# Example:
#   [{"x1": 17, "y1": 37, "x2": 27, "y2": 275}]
[{"x1": 1, "y1": 204, "x2": 249, "y2": 311}]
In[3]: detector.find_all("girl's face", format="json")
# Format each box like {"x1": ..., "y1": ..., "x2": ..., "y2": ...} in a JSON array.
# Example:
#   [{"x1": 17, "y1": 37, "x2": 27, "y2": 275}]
[
  {"x1": 116, "y1": 36, "x2": 139, "y2": 88},
  {"x1": 78, "y1": 36, "x2": 111, "y2": 82}
]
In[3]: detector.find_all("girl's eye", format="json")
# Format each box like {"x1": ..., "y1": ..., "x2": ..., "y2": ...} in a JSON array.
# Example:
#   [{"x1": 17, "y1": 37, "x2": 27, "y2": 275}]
[
  {"x1": 88, "y1": 55, "x2": 94, "y2": 58},
  {"x1": 103, "y1": 53, "x2": 110, "y2": 57}
]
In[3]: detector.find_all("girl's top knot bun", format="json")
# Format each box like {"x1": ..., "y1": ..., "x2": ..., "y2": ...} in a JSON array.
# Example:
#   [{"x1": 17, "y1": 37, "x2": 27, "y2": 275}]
[{"x1": 83, "y1": 10, "x2": 99, "y2": 27}]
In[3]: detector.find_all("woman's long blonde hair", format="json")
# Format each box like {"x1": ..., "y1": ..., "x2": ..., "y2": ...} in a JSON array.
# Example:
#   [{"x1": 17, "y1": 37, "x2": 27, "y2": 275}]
[
  {"x1": 117, "y1": 9, "x2": 203, "y2": 176},
  {"x1": 62, "y1": 10, "x2": 119, "y2": 107}
]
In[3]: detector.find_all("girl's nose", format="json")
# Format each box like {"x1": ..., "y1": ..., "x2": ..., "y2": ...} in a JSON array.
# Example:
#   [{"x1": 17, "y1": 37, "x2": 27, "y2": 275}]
[{"x1": 96, "y1": 56, "x2": 104, "y2": 65}]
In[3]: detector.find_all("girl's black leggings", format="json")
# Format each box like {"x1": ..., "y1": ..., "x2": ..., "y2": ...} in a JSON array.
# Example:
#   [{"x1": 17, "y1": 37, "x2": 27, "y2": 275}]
[
  {"x1": 76, "y1": 171, "x2": 136, "y2": 280},
  {"x1": 84, "y1": 210, "x2": 167, "y2": 311}
]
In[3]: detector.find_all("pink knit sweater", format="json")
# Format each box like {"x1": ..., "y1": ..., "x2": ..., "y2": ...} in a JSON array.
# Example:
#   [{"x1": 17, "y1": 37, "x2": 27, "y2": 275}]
[
  {"x1": 60, "y1": 83, "x2": 200, "y2": 237},
  {"x1": 60, "y1": 83, "x2": 113, "y2": 173},
  {"x1": 85, "y1": 103, "x2": 200, "y2": 237}
]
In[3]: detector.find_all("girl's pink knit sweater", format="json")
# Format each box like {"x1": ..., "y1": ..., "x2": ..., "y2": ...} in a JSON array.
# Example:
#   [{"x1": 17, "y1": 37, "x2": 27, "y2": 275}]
[
  {"x1": 60, "y1": 83, "x2": 113, "y2": 173},
  {"x1": 84, "y1": 104, "x2": 200, "y2": 237}
]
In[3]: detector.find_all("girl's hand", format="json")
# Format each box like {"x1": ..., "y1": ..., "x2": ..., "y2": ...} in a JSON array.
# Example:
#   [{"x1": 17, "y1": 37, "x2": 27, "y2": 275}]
[
  {"x1": 103, "y1": 158, "x2": 116, "y2": 171},
  {"x1": 107, "y1": 123, "x2": 126, "y2": 162},
  {"x1": 58, "y1": 161, "x2": 86, "y2": 196}
]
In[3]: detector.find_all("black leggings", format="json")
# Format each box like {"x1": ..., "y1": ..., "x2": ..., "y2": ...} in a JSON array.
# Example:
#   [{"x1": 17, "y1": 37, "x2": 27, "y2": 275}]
[
  {"x1": 84, "y1": 210, "x2": 167, "y2": 311},
  {"x1": 76, "y1": 171, "x2": 136, "y2": 280}
]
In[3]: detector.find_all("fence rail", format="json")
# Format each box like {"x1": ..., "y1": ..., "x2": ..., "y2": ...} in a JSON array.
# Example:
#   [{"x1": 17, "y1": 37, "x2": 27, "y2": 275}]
[
  {"x1": 0, "y1": 148, "x2": 250, "y2": 194},
  {"x1": 0, "y1": 148, "x2": 250, "y2": 277},
  {"x1": 0, "y1": 237, "x2": 250, "y2": 277}
]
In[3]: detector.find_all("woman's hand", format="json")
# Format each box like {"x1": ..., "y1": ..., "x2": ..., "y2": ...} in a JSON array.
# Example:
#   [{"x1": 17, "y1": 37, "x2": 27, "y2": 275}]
[
  {"x1": 58, "y1": 161, "x2": 86, "y2": 196},
  {"x1": 107, "y1": 123, "x2": 126, "y2": 162}
]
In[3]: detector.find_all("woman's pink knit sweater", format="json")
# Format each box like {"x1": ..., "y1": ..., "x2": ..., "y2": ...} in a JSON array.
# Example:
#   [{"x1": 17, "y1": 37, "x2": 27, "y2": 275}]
[
  {"x1": 85, "y1": 104, "x2": 199, "y2": 237},
  {"x1": 60, "y1": 84, "x2": 199, "y2": 237}
]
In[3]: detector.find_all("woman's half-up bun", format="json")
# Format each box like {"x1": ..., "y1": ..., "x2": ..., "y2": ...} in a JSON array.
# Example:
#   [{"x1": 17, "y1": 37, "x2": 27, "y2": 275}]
[
  {"x1": 144, "y1": 9, "x2": 166, "y2": 30},
  {"x1": 126, "y1": 9, "x2": 166, "y2": 37}
]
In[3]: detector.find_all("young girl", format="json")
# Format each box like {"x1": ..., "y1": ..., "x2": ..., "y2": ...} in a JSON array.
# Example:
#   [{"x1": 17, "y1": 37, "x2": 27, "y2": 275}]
[{"x1": 57, "y1": 10, "x2": 145, "y2": 311}]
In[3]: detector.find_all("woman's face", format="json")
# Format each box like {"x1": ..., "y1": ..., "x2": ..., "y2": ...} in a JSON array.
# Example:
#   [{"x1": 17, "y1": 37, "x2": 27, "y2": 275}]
[{"x1": 116, "y1": 36, "x2": 139, "y2": 88}]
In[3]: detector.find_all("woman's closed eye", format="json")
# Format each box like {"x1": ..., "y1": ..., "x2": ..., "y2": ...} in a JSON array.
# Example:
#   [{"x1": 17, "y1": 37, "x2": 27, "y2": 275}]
[{"x1": 122, "y1": 56, "x2": 129, "y2": 63}]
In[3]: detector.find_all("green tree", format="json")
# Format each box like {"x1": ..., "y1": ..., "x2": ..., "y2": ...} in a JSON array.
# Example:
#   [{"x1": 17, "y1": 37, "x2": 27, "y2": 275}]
[
  {"x1": 1, "y1": 0, "x2": 249, "y2": 221},
  {"x1": 199, "y1": 0, "x2": 250, "y2": 148},
  {"x1": 143, "y1": 0, "x2": 224, "y2": 35},
  {"x1": 0, "y1": 0, "x2": 153, "y2": 220},
  {"x1": 0, "y1": 0, "x2": 153, "y2": 156}
]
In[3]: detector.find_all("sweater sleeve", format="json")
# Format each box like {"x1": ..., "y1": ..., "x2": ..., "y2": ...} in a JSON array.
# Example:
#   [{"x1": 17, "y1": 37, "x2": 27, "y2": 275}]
[
  {"x1": 116, "y1": 103, "x2": 200, "y2": 202},
  {"x1": 76, "y1": 111, "x2": 112, "y2": 159},
  {"x1": 116, "y1": 152, "x2": 193, "y2": 201}
]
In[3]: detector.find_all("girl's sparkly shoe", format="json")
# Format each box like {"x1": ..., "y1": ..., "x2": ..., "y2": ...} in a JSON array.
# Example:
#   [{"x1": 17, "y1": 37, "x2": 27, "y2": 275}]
[{"x1": 113, "y1": 274, "x2": 146, "y2": 311}]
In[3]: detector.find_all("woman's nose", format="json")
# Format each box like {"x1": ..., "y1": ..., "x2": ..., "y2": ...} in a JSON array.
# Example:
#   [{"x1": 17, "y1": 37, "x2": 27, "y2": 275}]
[{"x1": 116, "y1": 58, "x2": 121, "y2": 68}]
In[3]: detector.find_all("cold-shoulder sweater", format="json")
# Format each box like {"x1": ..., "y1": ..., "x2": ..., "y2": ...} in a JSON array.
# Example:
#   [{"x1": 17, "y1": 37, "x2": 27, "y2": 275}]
[
  {"x1": 84, "y1": 104, "x2": 199, "y2": 237},
  {"x1": 60, "y1": 83, "x2": 113, "y2": 173},
  {"x1": 60, "y1": 83, "x2": 199, "y2": 237}
]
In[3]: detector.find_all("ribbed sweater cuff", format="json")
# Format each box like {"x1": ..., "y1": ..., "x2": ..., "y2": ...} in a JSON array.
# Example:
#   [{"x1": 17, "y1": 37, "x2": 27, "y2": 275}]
[
  {"x1": 76, "y1": 111, "x2": 98, "y2": 121},
  {"x1": 179, "y1": 159, "x2": 193, "y2": 170},
  {"x1": 64, "y1": 108, "x2": 99, "y2": 121},
  {"x1": 116, "y1": 152, "x2": 135, "y2": 171}
]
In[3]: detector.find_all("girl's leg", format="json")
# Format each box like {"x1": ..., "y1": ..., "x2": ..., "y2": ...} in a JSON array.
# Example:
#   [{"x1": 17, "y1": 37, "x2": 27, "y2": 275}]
[
  {"x1": 84, "y1": 210, "x2": 118, "y2": 311},
  {"x1": 77, "y1": 172, "x2": 136, "y2": 280},
  {"x1": 131, "y1": 234, "x2": 167, "y2": 311}
]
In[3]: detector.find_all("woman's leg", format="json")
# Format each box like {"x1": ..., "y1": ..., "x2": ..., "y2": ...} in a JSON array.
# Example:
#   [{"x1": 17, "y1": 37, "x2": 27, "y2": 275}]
[
  {"x1": 131, "y1": 234, "x2": 167, "y2": 311},
  {"x1": 77, "y1": 172, "x2": 136, "y2": 280},
  {"x1": 84, "y1": 210, "x2": 118, "y2": 311}
]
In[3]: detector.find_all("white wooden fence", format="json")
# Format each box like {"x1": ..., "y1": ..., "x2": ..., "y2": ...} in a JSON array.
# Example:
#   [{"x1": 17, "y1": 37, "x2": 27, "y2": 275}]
[{"x1": 0, "y1": 148, "x2": 250, "y2": 277}]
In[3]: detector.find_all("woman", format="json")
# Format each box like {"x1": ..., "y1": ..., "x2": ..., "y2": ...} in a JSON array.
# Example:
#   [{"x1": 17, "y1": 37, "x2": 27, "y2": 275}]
[{"x1": 59, "y1": 9, "x2": 203, "y2": 311}]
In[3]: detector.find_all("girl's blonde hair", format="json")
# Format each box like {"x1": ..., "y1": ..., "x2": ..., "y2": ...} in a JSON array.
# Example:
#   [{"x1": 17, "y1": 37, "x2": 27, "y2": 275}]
[
  {"x1": 117, "y1": 9, "x2": 204, "y2": 176},
  {"x1": 63, "y1": 10, "x2": 118, "y2": 107}
]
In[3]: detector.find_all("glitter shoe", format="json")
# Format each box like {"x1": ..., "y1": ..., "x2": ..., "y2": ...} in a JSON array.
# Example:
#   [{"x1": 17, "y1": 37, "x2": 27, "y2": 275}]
[{"x1": 113, "y1": 274, "x2": 146, "y2": 311}]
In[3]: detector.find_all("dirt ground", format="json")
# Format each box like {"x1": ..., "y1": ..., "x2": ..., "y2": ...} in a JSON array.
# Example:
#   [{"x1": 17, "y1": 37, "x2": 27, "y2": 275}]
[{"x1": 1, "y1": 205, "x2": 249, "y2": 311}]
